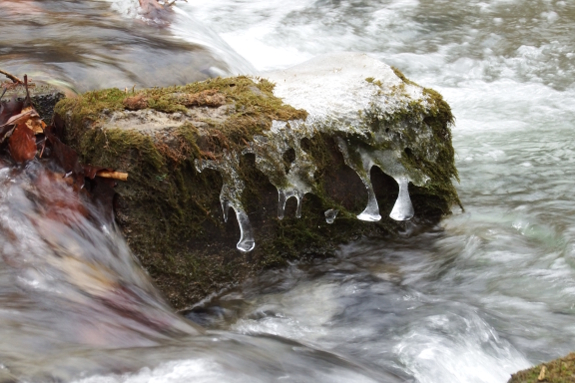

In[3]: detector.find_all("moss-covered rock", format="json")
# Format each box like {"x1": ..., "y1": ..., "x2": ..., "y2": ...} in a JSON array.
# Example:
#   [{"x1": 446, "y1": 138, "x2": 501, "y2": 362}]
[
  {"x1": 508, "y1": 353, "x2": 575, "y2": 383},
  {"x1": 54, "y1": 52, "x2": 460, "y2": 309}
]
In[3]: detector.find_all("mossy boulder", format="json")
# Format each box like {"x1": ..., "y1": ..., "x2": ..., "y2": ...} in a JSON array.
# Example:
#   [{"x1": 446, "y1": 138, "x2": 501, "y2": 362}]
[
  {"x1": 509, "y1": 353, "x2": 575, "y2": 383},
  {"x1": 54, "y1": 52, "x2": 460, "y2": 309}
]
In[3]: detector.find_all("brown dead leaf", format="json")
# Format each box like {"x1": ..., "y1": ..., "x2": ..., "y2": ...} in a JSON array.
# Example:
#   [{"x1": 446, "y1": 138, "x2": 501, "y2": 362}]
[
  {"x1": 0, "y1": 97, "x2": 23, "y2": 127},
  {"x1": 20, "y1": 105, "x2": 45, "y2": 134},
  {"x1": 123, "y1": 94, "x2": 148, "y2": 110},
  {"x1": 9, "y1": 124, "x2": 37, "y2": 163},
  {"x1": 31, "y1": 169, "x2": 90, "y2": 224},
  {"x1": 0, "y1": 108, "x2": 34, "y2": 129},
  {"x1": 183, "y1": 89, "x2": 226, "y2": 108}
]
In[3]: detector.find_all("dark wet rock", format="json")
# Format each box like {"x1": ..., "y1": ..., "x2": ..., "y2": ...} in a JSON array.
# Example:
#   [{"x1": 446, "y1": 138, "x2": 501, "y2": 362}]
[{"x1": 54, "y1": 53, "x2": 460, "y2": 309}]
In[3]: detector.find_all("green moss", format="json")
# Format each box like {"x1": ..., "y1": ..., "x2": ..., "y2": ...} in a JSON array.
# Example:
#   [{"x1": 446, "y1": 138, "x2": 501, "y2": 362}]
[
  {"x1": 53, "y1": 74, "x2": 459, "y2": 309},
  {"x1": 391, "y1": 66, "x2": 421, "y2": 87},
  {"x1": 55, "y1": 76, "x2": 307, "y2": 158},
  {"x1": 508, "y1": 353, "x2": 575, "y2": 383},
  {"x1": 362, "y1": 67, "x2": 461, "y2": 213}
]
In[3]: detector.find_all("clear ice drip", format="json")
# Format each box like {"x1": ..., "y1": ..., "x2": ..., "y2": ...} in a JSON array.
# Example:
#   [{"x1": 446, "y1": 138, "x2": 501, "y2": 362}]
[
  {"x1": 324, "y1": 209, "x2": 339, "y2": 224},
  {"x1": 336, "y1": 138, "x2": 417, "y2": 222},
  {"x1": 221, "y1": 200, "x2": 256, "y2": 252},
  {"x1": 195, "y1": 152, "x2": 256, "y2": 252},
  {"x1": 336, "y1": 138, "x2": 381, "y2": 222},
  {"x1": 389, "y1": 176, "x2": 414, "y2": 221}
]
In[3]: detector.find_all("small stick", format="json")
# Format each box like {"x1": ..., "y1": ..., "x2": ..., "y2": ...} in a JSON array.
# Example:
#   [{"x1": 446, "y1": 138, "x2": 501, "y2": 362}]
[
  {"x1": 96, "y1": 170, "x2": 129, "y2": 181},
  {"x1": 0, "y1": 69, "x2": 23, "y2": 84},
  {"x1": 24, "y1": 75, "x2": 31, "y2": 104}
]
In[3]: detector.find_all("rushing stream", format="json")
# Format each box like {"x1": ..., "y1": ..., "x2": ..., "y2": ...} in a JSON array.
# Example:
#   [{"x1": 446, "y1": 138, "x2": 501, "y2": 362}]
[{"x1": 1, "y1": 0, "x2": 575, "y2": 382}]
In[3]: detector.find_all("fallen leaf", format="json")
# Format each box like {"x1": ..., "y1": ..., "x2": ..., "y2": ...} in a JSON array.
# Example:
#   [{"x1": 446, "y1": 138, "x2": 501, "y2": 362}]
[
  {"x1": 183, "y1": 89, "x2": 226, "y2": 108},
  {"x1": 0, "y1": 97, "x2": 23, "y2": 127},
  {"x1": 9, "y1": 124, "x2": 37, "y2": 163},
  {"x1": 0, "y1": 108, "x2": 34, "y2": 128},
  {"x1": 123, "y1": 94, "x2": 148, "y2": 110},
  {"x1": 20, "y1": 105, "x2": 45, "y2": 134}
]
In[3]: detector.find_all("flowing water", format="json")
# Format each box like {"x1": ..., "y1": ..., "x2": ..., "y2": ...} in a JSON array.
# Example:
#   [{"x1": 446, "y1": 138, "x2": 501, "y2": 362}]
[{"x1": 1, "y1": 0, "x2": 575, "y2": 382}]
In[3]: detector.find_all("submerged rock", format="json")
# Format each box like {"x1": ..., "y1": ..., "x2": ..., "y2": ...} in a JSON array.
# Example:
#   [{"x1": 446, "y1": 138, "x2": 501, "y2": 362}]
[{"x1": 54, "y1": 53, "x2": 460, "y2": 309}]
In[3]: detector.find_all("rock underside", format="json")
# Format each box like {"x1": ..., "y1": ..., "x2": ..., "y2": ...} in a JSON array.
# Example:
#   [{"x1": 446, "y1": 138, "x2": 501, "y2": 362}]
[{"x1": 54, "y1": 53, "x2": 460, "y2": 309}]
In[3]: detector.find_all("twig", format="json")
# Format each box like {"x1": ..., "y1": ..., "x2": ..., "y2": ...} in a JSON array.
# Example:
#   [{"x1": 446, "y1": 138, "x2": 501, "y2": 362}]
[
  {"x1": 0, "y1": 69, "x2": 23, "y2": 84},
  {"x1": 24, "y1": 75, "x2": 31, "y2": 104},
  {"x1": 96, "y1": 170, "x2": 129, "y2": 182}
]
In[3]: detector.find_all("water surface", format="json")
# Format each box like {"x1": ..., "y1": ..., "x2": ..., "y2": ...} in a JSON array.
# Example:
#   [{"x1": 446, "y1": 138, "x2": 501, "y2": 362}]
[{"x1": 1, "y1": 0, "x2": 574, "y2": 382}]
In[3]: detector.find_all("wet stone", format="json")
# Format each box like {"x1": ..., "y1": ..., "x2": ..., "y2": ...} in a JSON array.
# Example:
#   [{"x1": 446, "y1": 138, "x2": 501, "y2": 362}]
[{"x1": 54, "y1": 52, "x2": 459, "y2": 309}]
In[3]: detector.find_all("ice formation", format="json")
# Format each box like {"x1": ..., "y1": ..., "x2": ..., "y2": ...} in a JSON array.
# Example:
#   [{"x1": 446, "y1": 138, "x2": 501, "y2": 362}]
[
  {"x1": 335, "y1": 138, "x2": 417, "y2": 222},
  {"x1": 389, "y1": 176, "x2": 414, "y2": 221},
  {"x1": 195, "y1": 151, "x2": 255, "y2": 252},
  {"x1": 324, "y1": 209, "x2": 339, "y2": 224},
  {"x1": 194, "y1": 53, "x2": 448, "y2": 250},
  {"x1": 244, "y1": 121, "x2": 316, "y2": 221}
]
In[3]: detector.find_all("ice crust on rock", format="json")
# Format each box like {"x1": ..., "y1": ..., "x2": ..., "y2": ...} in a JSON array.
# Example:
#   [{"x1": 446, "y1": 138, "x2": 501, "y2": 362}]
[
  {"x1": 194, "y1": 52, "x2": 448, "y2": 251},
  {"x1": 244, "y1": 121, "x2": 316, "y2": 221}
]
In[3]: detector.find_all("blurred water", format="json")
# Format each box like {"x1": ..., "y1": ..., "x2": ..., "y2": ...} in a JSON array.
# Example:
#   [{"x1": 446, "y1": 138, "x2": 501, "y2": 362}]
[
  {"x1": 1, "y1": 0, "x2": 575, "y2": 382},
  {"x1": 0, "y1": 0, "x2": 254, "y2": 92},
  {"x1": 180, "y1": 0, "x2": 575, "y2": 382}
]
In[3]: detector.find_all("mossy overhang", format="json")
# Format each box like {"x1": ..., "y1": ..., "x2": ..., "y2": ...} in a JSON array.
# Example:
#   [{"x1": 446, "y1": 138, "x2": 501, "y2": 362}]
[{"x1": 53, "y1": 52, "x2": 460, "y2": 309}]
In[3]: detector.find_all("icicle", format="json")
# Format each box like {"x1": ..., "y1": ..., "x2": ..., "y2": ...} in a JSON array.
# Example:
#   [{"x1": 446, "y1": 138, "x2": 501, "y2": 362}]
[
  {"x1": 335, "y1": 138, "x2": 382, "y2": 222},
  {"x1": 356, "y1": 178, "x2": 382, "y2": 222},
  {"x1": 278, "y1": 189, "x2": 304, "y2": 220},
  {"x1": 195, "y1": 152, "x2": 256, "y2": 252},
  {"x1": 324, "y1": 209, "x2": 339, "y2": 224},
  {"x1": 389, "y1": 176, "x2": 414, "y2": 221},
  {"x1": 222, "y1": 200, "x2": 255, "y2": 252}
]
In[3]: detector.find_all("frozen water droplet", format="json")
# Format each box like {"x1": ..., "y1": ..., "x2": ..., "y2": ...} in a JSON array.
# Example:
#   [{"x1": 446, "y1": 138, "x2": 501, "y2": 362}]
[
  {"x1": 324, "y1": 209, "x2": 339, "y2": 224},
  {"x1": 389, "y1": 177, "x2": 414, "y2": 221}
]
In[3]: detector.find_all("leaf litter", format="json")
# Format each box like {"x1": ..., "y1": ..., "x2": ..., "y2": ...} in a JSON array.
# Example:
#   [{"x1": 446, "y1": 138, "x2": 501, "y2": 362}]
[{"x1": 0, "y1": 71, "x2": 128, "y2": 222}]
